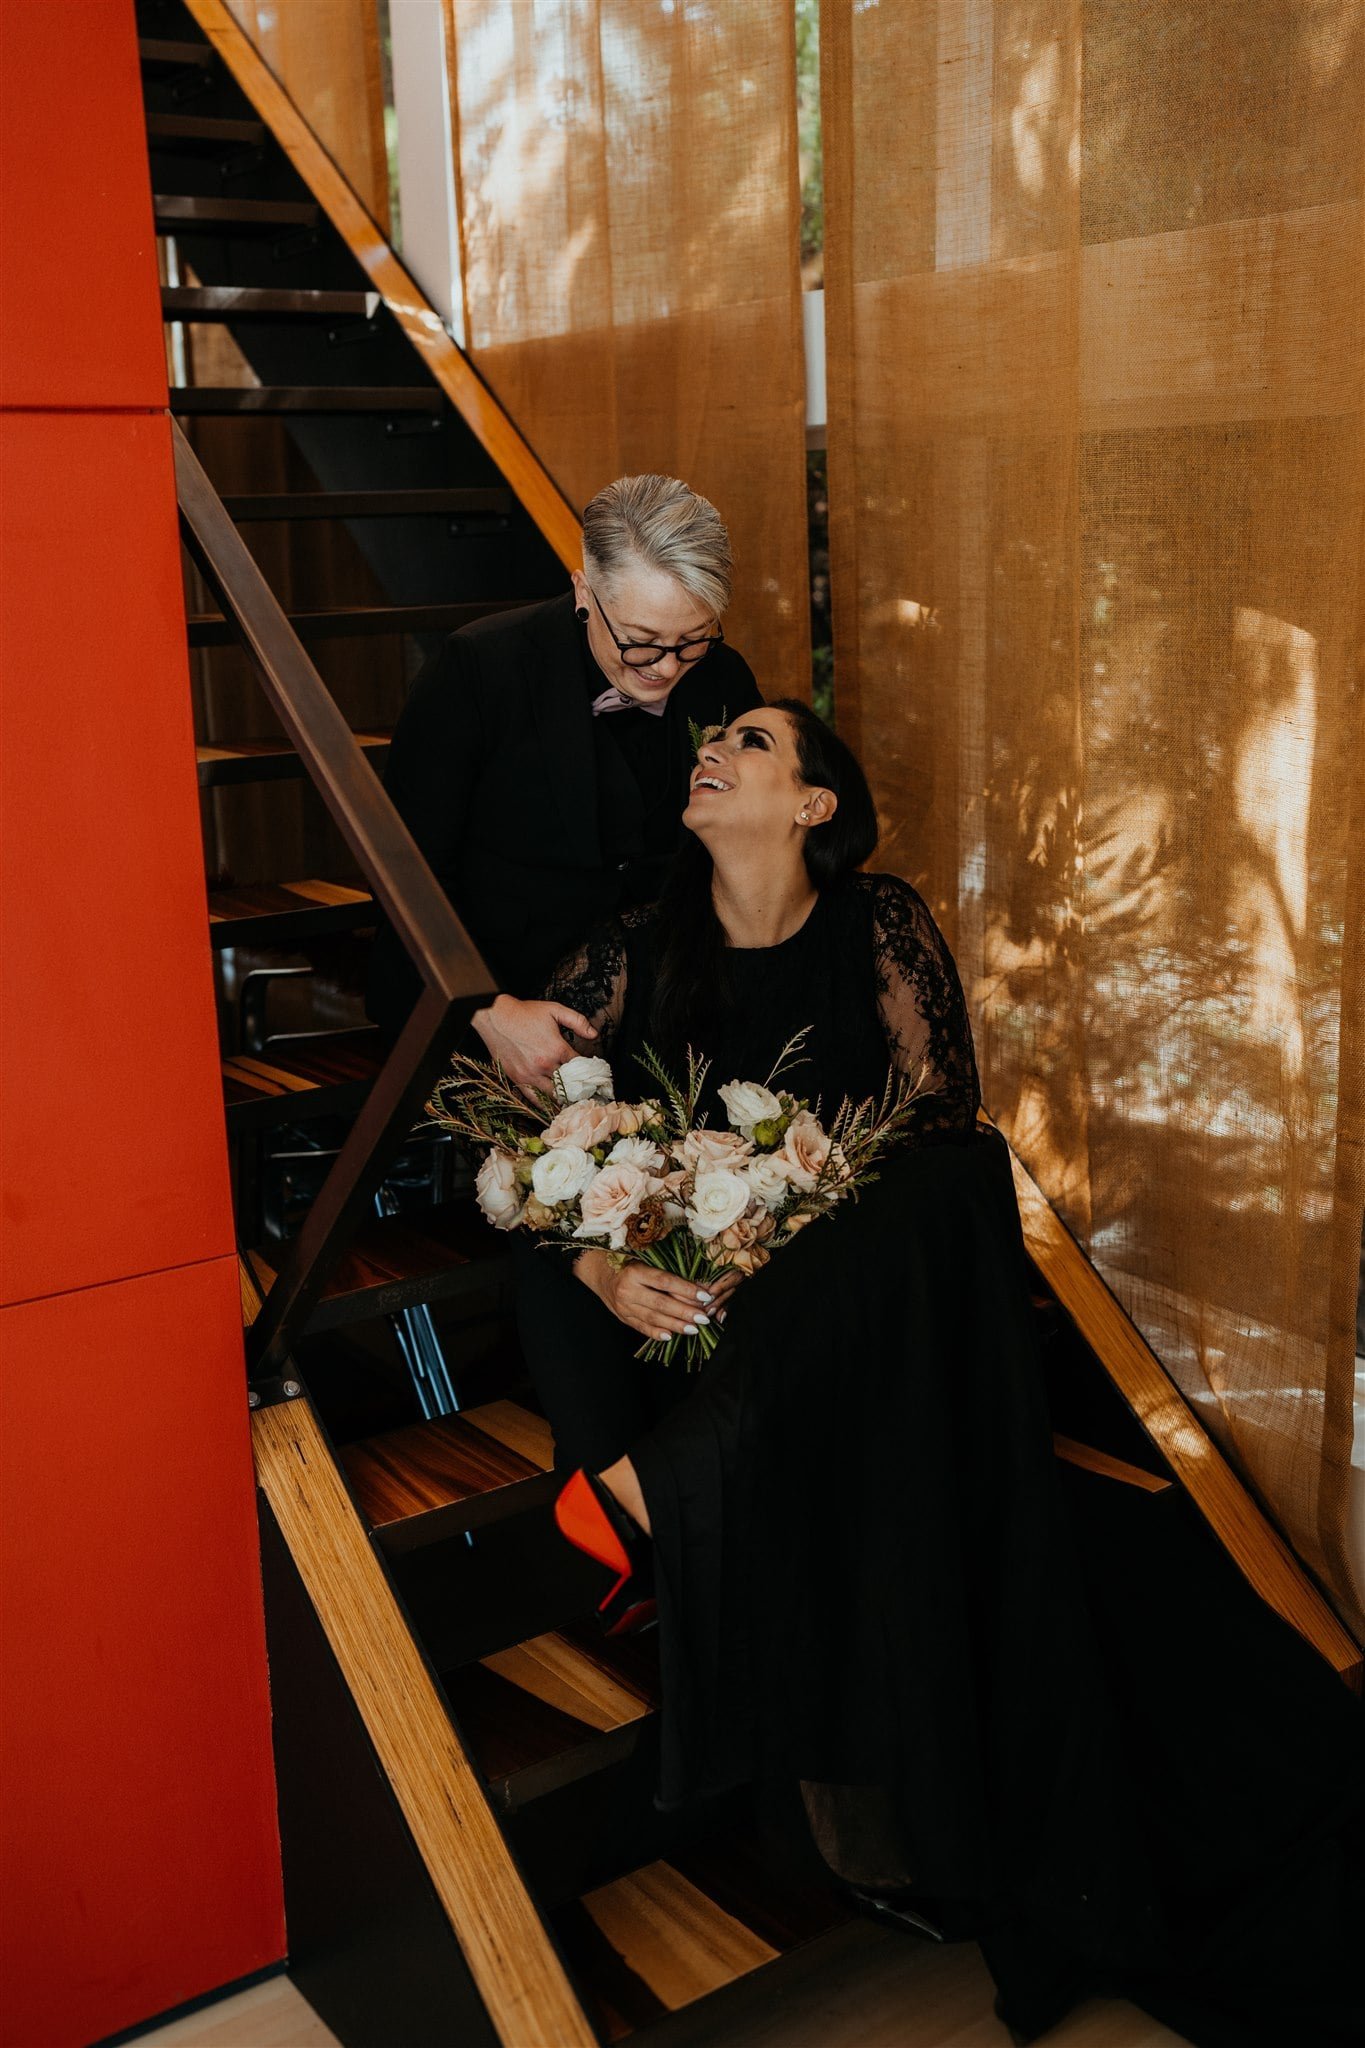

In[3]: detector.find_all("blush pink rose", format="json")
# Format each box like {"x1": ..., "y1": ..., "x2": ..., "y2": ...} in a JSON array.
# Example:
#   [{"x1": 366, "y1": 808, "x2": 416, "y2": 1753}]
[
  {"x1": 542, "y1": 1098, "x2": 620, "y2": 1150},
  {"x1": 572, "y1": 1161, "x2": 655, "y2": 1249},
  {"x1": 777, "y1": 1110, "x2": 832, "y2": 1192},
  {"x1": 677, "y1": 1127, "x2": 754, "y2": 1174}
]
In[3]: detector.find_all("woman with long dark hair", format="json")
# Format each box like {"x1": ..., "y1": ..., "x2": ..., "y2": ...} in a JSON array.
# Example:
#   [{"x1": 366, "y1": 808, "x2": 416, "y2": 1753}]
[
  {"x1": 514, "y1": 697, "x2": 979, "y2": 1472},
  {"x1": 518, "y1": 702, "x2": 1364, "y2": 2048}
]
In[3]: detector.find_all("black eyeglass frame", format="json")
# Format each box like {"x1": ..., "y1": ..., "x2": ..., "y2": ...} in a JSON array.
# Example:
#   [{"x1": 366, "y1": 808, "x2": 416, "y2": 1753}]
[{"x1": 587, "y1": 585, "x2": 725, "y2": 668}]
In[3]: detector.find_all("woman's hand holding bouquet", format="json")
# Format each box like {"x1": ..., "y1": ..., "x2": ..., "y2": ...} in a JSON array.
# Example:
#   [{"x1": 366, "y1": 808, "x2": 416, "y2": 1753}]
[{"x1": 426, "y1": 1034, "x2": 935, "y2": 1366}]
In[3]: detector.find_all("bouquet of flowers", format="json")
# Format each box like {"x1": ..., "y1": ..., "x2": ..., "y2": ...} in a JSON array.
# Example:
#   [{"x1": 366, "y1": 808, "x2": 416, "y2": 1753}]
[{"x1": 425, "y1": 1033, "x2": 935, "y2": 1365}]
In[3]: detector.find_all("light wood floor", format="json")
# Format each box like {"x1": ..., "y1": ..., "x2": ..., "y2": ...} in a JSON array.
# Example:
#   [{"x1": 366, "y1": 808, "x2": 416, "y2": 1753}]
[
  {"x1": 123, "y1": 1937, "x2": 1187, "y2": 2047},
  {"x1": 125, "y1": 1978, "x2": 339, "y2": 2048}
]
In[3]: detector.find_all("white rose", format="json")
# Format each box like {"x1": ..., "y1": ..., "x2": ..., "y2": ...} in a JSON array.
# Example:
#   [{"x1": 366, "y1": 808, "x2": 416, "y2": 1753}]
[
  {"x1": 475, "y1": 1150, "x2": 524, "y2": 1230},
  {"x1": 607, "y1": 1134, "x2": 665, "y2": 1173},
  {"x1": 572, "y1": 1161, "x2": 654, "y2": 1249},
  {"x1": 744, "y1": 1153, "x2": 792, "y2": 1212},
  {"x1": 530, "y1": 1144, "x2": 597, "y2": 1207},
  {"x1": 717, "y1": 1079, "x2": 784, "y2": 1135},
  {"x1": 555, "y1": 1054, "x2": 615, "y2": 1103},
  {"x1": 685, "y1": 1168, "x2": 753, "y2": 1241}
]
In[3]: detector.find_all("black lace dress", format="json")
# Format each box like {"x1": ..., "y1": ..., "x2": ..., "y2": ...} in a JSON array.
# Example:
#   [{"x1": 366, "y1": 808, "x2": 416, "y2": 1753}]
[
  {"x1": 515, "y1": 874, "x2": 979, "y2": 1474},
  {"x1": 522, "y1": 874, "x2": 1365, "y2": 2048}
]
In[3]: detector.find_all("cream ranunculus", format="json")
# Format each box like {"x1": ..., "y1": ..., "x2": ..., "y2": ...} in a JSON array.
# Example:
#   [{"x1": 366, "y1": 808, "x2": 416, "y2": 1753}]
[
  {"x1": 572, "y1": 1161, "x2": 654, "y2": 1249},
  {"x1": 555, "y1": 1054, "x2": 615, "y2": 1103},
  {"x1": 685, "y1": 1168, "x2": 753, "y2": 1241},
  {"x1": 676, "y1": 1126, "x2": 754, "y2": 1174},
  {"x1": 543, "y1": 1098, "x2": 619, "y2": 1150},
  {"x1": 717, "y1": 1079, "x2": 784, "y2": 1135},
  {"x1": 475, "y1": 1149, "x2": 524, "y2": 1230},
  {"x1": 607, "y1": 1133, "x2": 665, "y2": 1173},
  {"x1": 744, "y1": 1153, "x2": 792, "y2": 1212},
  {"x1": 777, "y1": 1109, "x2": 832, "y2": 1193},
  {"x1": 530, "y1": 1144, "x2": 597, "y2": 1207}
]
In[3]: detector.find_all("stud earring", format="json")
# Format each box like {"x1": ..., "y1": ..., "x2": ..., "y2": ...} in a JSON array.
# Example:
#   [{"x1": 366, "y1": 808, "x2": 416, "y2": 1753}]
[
  {"x1": 575, "y1": 605, "x2": 590, "y2": 622},
  {"x1": 799, "y1": 810, "x2": 810, "y2": 823}
]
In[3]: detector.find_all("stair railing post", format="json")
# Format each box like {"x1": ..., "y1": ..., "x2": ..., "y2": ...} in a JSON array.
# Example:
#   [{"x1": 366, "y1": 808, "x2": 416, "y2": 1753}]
[{"x1": 171, "y1": 422, "x2": 497, "y2": 1377}]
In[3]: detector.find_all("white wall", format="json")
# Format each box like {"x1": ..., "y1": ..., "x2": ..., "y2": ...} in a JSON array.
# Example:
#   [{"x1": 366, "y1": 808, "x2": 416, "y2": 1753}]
[{"x1": 388, "y1": 0, "x2": 465, "y2": 345}]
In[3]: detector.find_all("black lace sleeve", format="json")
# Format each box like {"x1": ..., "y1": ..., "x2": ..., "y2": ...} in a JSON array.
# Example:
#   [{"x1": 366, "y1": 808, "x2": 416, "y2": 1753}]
[
  {"x1": 859, "y1": 874, "x2": 981, "y2": 1143},
  {"x1": 542, "y1": 918, "x2": 629, "y2": 1056}
]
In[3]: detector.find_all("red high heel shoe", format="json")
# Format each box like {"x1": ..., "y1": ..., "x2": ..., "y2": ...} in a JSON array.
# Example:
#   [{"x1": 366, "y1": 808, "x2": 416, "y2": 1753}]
[{"x1": 554, "y1": 1469, "x2": 656, "y2": 1636}]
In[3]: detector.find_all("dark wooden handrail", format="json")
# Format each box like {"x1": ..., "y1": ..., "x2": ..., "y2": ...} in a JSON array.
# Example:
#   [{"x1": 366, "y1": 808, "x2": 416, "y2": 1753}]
[{"x1": 173, "y1": 424, "x2": 497, "y2": 1377}]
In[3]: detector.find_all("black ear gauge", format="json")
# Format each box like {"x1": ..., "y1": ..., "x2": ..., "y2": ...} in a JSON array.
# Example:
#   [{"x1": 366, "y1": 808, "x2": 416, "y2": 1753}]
[{"x1": 575, "y1": 605, "x2": 590, "y2": 622}]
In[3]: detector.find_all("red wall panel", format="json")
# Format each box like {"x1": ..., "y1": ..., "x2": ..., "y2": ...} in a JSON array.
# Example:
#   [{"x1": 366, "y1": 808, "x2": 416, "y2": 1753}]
[
  {"x1": 0, "y1": 409, "x2": 236, "y2": 1307},
  {"x1": 0, "y1": 1, "x2": 286, "y2": 2040},
  {"x1": 0, "y1": 2, "x2": 167, "y2": 410},
  {"x1": 0, "y1": 1261, "x2": 284, "y2": 2048}
]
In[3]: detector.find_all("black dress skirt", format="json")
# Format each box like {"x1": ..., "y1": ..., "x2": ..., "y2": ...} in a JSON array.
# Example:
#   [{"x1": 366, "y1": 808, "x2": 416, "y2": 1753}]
[{"x1": 528, "y1": 875, "x2": 1365, "y2": 2047}]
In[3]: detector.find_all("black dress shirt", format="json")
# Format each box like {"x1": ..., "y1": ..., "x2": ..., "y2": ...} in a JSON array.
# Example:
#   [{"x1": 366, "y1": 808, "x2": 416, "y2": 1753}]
[{"x1": 365, "y1": 592, "x2": 761, "y2": 1041}]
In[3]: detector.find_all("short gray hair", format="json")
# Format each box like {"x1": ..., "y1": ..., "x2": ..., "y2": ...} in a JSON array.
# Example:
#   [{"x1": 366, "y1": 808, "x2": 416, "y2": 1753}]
[{"x1": 582, "y1": 474, "x2": 733, "y2": 617}]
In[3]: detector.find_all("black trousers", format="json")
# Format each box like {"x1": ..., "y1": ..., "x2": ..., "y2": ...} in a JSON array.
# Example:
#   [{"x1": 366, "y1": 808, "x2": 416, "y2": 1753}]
[{"x1": 513, "y1": 1240, "x2": 693, "y2": 1473}]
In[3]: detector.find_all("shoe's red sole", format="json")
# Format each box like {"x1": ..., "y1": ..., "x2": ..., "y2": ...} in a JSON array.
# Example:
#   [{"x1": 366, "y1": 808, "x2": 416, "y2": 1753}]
[{"x1": 554, "y1": 1468, "x2": 632, "y2": 1575}]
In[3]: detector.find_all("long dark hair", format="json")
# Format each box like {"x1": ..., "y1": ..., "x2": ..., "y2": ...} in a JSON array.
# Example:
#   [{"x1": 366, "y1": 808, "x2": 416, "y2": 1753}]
[{"x1": 648, "y1": 698, "x2": 879, "y2": 1061}]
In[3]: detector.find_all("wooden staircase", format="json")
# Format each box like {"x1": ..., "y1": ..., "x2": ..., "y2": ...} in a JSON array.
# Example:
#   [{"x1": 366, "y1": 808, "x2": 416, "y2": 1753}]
[{"x1": 137, "y1": 3, "x2": 1361, "y2": 2044}]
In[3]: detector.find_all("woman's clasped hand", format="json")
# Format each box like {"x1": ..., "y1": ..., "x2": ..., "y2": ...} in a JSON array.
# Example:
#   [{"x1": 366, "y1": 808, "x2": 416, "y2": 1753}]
[{"x1": 573, "y1": 1247, "x2": 742, "y2": 1342}]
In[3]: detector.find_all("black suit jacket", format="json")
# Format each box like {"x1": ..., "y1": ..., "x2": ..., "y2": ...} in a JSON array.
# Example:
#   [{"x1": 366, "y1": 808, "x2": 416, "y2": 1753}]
[{"x1": 366, "y1": 592, "x2": 761, "y2": 1040}]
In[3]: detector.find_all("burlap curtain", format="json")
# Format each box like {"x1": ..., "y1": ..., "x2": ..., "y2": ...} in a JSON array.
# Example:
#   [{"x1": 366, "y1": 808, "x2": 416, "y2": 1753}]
[
  {"x1": 225, "y1": 0, "x2": 390, "y2": 227},
  {"x1": 442, "y1": 0, "x2": 810, "y2": 694},
  {"x1": 823, "y1": 0, "x2": 1364, "y2": 1627}
]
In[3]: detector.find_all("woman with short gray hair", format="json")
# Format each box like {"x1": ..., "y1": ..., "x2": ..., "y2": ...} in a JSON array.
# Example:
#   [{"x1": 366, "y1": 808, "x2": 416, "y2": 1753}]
[
  {"x1": 581, "y1": 472, "x2": 733, "y2": 621},
  {"x1": 366, "y1": 473, "x2": 762, "y2": 1087}
]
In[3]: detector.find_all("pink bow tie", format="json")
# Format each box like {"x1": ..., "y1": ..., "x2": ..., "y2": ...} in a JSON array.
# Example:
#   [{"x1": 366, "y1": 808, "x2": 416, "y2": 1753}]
[{"x1": 590, "y1": 685, "x2": 668, "y2": 718}]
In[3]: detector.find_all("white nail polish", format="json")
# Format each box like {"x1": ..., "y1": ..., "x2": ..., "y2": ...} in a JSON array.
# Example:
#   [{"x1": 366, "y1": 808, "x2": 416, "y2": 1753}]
[
  {"x1": 696, "y1": 1289, "x2": 714, "y2": 1304},
  {"x1": 693, "y1": 1312, "x2": 710, "y2": 1326}
]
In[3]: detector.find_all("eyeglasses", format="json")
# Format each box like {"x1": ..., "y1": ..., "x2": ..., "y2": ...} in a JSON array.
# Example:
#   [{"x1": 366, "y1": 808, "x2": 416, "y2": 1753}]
[{"x1": 588, "y1": 586, "x2": 724, "y2": 669}]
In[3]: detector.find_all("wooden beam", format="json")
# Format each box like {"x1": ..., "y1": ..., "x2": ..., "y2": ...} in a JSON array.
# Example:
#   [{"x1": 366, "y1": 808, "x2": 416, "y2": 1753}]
[
  {"x1": 180, "y1": 0, "x2": 581, "y2": 571},
  {"x1": 1000, "y1": 1127, "x2": 1362, "y2": 1690},
  {"x1": 252, "y1": 1396, "x2": 597, "y2": 2048}
]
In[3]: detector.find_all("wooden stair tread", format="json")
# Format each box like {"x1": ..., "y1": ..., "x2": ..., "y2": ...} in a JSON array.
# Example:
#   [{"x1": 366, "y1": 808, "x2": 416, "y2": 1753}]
[
  {"x1": 170, "y1": 386, "x2": 443, "y2": 415},
  {"x1": 154, "y1": 194, "x2": 318, "y2": 233},
  {"x1": 339, "y1": 1399, "x2": 555, "y2": 1537},
  {"x1": 146, "y1": 112, "x2": 266, "y2": 147},
  {"x1": 206, "y1": 877, "x2": 374, "y2": 946},
  {"x1": 222, "y1": 1028, "x2": 384, "y2": 1123},
  {"x1": 163, "y1": 285, "x2": 379, "y2": 320},
  {"x1": 245, "y1": 1201, "x2": 513, "y2": 1337},
  {"x1": 554, "y1": 1831, "x2": 848, "y2": 2043},
  {"x1": 445, "y1": 1624, "x2": 660, "y2": 1806},
  {"x1": 139, "y1": 36, "x2": 214, "y2": 68},
  {"x1": 1052, "y1": 1433, "x2": 1172, "y2": 1493},
  {"x1": 187, "y1": 599, "x2": 522, "y2": 645},
  {"x1": 220, "y1": 488, "x2": 511, "y2": 520},
  {"x1": 197, "y1": 730, "x2": 391, "y2": 785}
]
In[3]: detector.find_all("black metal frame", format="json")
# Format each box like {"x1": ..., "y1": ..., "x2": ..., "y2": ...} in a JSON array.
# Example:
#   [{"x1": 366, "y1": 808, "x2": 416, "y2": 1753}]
[{"x1": 173, "y1": 421, "x2": 497, "y2": 1379}]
